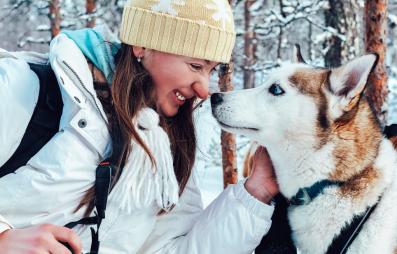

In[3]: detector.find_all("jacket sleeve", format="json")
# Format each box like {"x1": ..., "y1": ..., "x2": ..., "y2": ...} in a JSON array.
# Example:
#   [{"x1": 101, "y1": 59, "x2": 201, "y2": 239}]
[
  {"x1": 0, "y1": 50, "x2": 40, "y2": 168},
  {"x1": 0, "y1": 51, "x2": 40, "y2": 233},
  {"x1": 138, "y1": 172, "x2": 274, "y2": 254}
]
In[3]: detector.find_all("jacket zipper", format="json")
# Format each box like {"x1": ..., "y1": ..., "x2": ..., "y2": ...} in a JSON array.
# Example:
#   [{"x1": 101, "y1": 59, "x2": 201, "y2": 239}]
[{"x1": 61, "y1": 60, "x2": 108, "y2": 124}]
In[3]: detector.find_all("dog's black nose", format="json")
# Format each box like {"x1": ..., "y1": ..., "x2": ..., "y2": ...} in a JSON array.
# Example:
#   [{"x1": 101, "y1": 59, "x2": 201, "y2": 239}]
[{"x1": 210, "y1": 93, "x2": 223, "y2": 106}]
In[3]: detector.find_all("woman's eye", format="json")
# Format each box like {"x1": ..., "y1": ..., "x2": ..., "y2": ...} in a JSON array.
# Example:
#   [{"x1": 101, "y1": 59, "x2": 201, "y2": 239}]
[
  {"x1": 190, "y1": 64, "x2": 203, "y2": 71},
  {"x1": 268, "y1": 84, "x2": 285, "y2": 96}
]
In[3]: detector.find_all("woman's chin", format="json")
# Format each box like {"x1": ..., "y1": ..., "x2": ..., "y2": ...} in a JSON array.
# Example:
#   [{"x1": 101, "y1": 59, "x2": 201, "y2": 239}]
[{"x1": 158, "y1": 104, "x2": 179, "y2": 118}]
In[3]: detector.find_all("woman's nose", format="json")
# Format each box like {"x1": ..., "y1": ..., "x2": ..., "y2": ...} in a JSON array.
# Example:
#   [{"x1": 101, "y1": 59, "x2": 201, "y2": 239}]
[{"x1": 192, "y1": 79, "x2": 210, "y2": 100}]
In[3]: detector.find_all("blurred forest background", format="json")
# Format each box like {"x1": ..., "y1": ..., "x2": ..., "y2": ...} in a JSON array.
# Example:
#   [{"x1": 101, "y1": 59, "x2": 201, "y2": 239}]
[
  {"x1": 0, "y1": 0, "x2": 396, "y2": 120},
  {"x1": 0, "y1": 0, "x2": 396, "y2": 204}
]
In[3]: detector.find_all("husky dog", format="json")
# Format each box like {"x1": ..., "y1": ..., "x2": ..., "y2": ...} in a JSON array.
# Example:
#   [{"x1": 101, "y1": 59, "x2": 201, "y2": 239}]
[{"x1": 211, "y1": 47, "x2": 397, "y2": 254}]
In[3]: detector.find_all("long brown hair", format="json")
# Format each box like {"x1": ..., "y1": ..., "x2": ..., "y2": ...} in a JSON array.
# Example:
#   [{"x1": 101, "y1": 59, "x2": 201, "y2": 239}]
[{"x1": 77, "y1": 43, "x2": 197, "y2": 215}]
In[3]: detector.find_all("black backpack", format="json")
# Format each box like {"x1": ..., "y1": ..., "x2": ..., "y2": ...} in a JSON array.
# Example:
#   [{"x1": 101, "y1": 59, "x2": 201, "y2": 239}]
[
  {"x1": 0, "y1": 63, "x2": 112, "y2": 254},
  {"x1": 0, "y1": 63, "x2": 62, "y2": 177}
]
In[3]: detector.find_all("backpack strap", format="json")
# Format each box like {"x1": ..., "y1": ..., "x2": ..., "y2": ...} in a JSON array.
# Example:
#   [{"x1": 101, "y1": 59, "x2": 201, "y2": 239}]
[
  {"x1": 64, "y1": 161, "x2": 113, "y2": 254},
  {"x1": 0, "y1": 63, "x2": 62, "y2": 177}
]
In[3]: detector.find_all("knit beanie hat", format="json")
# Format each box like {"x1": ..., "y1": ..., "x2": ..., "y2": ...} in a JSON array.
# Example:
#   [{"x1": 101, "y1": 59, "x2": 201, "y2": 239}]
[{"x1": 119, "y1": 0, "x2": 235, "y2": 63}]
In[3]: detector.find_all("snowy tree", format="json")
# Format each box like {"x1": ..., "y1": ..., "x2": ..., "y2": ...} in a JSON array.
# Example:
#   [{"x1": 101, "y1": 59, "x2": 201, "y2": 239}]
[
  {"x1": 218, "y1": 0, "x2": 238, "y2": 187},
  {"x1": 243, "y1": 0, "x2": 257, "y2": 89},
  {"x1": 387, "y1": 1, "x2": 397, "y2": 124},
  {"x1": 218, "y1": 63, "x2": 239, "y2": 187},
  {"x1": 323, "y1": 0, "x2": 360, "y2": 68},
  {"x1": 0, "y1": 0, "x2": 127, "y2": 51},
  {"x1": 365, "y1": 0, "x2": 388, "y2": 122},
  {"x1": 49, "y1": 0, "x2": 61, "y2": 38},
  {"x1": 231, "y1": 0, "x2": 343, "y2": 85},
  {"x1": 86, "y1": 0, "x2": 97, "y2": 28}
]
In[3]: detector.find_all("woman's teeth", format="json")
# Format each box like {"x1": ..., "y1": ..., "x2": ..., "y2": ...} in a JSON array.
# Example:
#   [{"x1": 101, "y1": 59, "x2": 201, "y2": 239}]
[{"x1": 175, "y1": 91, "x2": 186, "y2": 101}]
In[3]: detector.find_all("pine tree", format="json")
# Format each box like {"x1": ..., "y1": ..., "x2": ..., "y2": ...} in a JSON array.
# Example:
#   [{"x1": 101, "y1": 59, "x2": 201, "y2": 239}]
[
  {"x1": 86, "y1": 0, "x2": 97, "y2": 28},
  {"x1": 49, "y1": 0, "x2": 61, "y2": 38},
  {"x1": 323, "y1": 0, "x2": 360, "y2": 68},
  {"x1": 244, "y1": 0, "x2": 257, "y2": 89},
  {"x1": 365, "y1": 0, "x2": 388, "y2": 122},
  {"x1": 219, "y1": 0, "x2": 238, "y2": 188}
]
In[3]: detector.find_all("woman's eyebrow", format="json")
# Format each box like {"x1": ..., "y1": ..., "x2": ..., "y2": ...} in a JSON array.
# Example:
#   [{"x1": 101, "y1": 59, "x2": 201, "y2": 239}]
[
  {"x1": 204, "y1": 60, "x2": 217, "y2": 66},
  {"x1": 204, "y1": 60, "x2": 220, "y2": 69}
]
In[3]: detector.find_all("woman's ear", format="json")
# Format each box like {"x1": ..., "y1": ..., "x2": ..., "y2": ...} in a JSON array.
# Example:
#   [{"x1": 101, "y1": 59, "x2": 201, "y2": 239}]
[{"x1": 132, "y1": 46, "x2": 145, "y2": 58}]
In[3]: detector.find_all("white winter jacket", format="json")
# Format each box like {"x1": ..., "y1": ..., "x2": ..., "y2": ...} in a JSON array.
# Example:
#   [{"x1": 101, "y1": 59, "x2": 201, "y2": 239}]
[{"x1": 0, "y1": 35, "x2": 274, "y2": 253}]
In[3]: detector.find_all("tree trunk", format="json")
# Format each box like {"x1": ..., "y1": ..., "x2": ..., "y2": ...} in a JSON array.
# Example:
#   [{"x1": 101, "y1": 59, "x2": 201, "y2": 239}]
[
  {"x1": 342, "y1": 0, "x2": 360, "y2": 62},
  {"x1": 218, "y1": 63, "x2": 238, "y2": 188},
  {"x1": 217, "y1": 0, "x2": 238, "y2": 188},
  {"x1": 276, "y1": 0, "x2": 287, "y2": 60},
  {"x1": 323, "y1": 0, "x2": 360, "y2": 68},
  {"x1": 365, "y1": 0, "x2": 388, "y2": 122},
  {"x1": 244, "y1": 0, "x2": 256, "y2": 89},
  {"x1": 308, "y1": 21, "x2": 313, "y2": 61},
  {"x1": 49, "y1": 0, "x2": 61, "y2": 38},
  {"x1": 86, "y1": 0, "x2": 97, "y2": 28},
  {"x1": 324, "y1": 0, "x2": 343, "y2": 67}
]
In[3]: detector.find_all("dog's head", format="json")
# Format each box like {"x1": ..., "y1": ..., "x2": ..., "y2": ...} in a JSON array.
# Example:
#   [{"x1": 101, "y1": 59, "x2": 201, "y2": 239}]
[
  {"x1": 211, "y1": 45, "x2": 378, "y2": 150},
  {"x1": 211, "y1": 46, "x2": 379, "y2": 195}
]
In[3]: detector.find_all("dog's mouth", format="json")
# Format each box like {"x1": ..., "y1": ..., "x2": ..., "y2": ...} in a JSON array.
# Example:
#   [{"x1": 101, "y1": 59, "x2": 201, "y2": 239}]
[{"x1": 218, "y1": 121, "x2": 260, "y2": 132}]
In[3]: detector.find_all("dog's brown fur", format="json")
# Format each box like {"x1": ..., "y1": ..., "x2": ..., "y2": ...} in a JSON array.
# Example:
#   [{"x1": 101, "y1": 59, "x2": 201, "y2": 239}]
[
  {"x1": 390, "y1": 136, "x2": 397, "y2": 149},
  {"x1": 289, "y1": 69, "x2": 332, "y2": 147},
  {"x1": 330, "y1": 99, "x2": 383, "y2": 183},
  {"x1": 244, "y1": 68, "x2": 396, "y2": 182}
]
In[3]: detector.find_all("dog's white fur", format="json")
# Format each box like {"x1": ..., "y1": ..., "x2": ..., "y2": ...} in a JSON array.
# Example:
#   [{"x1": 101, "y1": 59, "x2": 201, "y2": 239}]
[{"x1": 212, "y1": 52, "x2": 397, "y2": 253}]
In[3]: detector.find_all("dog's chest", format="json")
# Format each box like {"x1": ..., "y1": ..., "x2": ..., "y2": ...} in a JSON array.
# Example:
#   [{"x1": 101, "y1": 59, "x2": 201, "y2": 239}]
[
  {"x1": 289, "y1": 182, "x2": 397, "y2": 254},
  {"x1": 288, "y1": 192, "x2": 354, "y2": 254}
]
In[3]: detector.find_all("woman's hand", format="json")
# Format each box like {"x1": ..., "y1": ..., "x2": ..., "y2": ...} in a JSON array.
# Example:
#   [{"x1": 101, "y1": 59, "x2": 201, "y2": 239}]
[
  {"x1": 0, "y1": 224, "x2": 82, "y2": 254},
  {"x1": 244, "y1": 146, "x2": 279, "y2": 204}
]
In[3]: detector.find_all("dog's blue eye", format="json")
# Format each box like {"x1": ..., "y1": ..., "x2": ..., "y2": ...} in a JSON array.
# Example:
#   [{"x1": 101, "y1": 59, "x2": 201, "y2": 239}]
[{"x1": 269, "y1": 84, "x2": 285, "y2": 96}]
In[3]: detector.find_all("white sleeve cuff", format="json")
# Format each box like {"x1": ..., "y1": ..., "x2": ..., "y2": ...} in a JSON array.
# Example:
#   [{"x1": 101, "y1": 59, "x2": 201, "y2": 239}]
[{"x1": 233, "y1": 179, "x2": 275, "y2": 219}]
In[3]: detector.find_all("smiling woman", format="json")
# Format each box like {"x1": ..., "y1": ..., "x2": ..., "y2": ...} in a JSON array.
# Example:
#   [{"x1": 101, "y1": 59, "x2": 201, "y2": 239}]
[
  {"x1": 131, "y1": 49, "x2": 219, "y2": 117},
  {"x1": 0, "y1": 0, "x2": 279, "y2": 253}
]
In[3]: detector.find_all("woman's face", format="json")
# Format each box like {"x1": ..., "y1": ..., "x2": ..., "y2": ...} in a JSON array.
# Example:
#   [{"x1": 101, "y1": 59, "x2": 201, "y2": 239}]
[{"x1": 134, "y1": 47, "x2": 219, "y2": 117}]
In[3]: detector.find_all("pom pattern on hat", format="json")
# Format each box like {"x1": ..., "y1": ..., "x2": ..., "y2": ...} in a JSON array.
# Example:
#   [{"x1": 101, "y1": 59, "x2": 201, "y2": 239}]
[{"x1": 119, "y1": 0, "x2": 236, "y2": 63}]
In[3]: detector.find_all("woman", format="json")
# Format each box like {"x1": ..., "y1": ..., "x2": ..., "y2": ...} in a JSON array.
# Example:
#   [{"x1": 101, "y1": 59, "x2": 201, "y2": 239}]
[{"x1": 0, "y1": 0, "x2": 278, "y2": 253}]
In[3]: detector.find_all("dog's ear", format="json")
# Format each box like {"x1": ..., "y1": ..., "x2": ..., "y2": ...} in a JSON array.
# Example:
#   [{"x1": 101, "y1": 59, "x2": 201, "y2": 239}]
[
  {"x1": 329, "y1": 54, "x2": 378, "y2": 111},
  {"x1": 292, "y1": 44, "x2": 306, "y2": 64}
]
